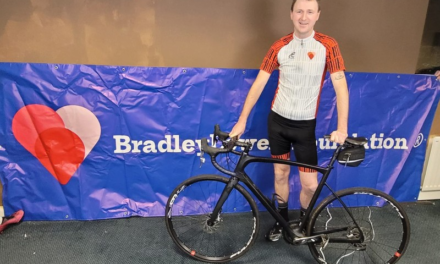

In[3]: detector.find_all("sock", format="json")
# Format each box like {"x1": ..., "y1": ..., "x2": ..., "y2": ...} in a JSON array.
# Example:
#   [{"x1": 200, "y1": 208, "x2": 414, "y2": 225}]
[{"x1": 278, "y1": 202, "x2": 289, "y2": 222}]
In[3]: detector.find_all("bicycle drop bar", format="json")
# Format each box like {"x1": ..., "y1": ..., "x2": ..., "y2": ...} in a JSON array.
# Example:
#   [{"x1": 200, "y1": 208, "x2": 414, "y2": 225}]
[
  {"x1": 201, "y1": 137, "x2": 253, "y2": 156},
  {"x1": 201, "y1": 125, "x2": 253, "y2": 156},
  {"x1": 214, "y1": 124, "x2": 229, "y2": 142},
  {"x1": 201, "y1": 138, "x2": 231, "y2": 156}
]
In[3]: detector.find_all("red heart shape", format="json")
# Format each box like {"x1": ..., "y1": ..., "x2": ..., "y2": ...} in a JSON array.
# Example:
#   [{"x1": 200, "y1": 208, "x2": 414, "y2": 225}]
[
  {"x1": 12, "y1": 105, "x2": 85, "y2": 184},
  {"x1": 34, "y1": 128, "x2": 85, "y2": 185},
  {"x1": 308, "y1": 52, "x2": 315, "y2": 60}
]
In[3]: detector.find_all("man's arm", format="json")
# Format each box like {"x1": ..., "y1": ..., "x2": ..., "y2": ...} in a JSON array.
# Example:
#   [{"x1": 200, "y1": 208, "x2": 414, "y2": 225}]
[
  {"x1": 229, "y1": 70, "x2": 271, "y2": 138},
  {"x1": 435, "y1": 70, "x2": 440, "y2": 80},
  {"x1": 329, "y1": 70, "x2": 349, "y2": 144}
]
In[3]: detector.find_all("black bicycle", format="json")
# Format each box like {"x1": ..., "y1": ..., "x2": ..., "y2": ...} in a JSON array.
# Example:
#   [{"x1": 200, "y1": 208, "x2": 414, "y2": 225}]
[{"x1": 165, "y1": 125, "x2": 410, "y2": 263}]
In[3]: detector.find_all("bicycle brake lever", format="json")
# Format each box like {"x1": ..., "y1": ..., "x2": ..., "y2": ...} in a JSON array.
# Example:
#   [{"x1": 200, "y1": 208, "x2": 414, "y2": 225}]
[{"x1": 199, "y1": 150, "x2": 205, "y2": 167}]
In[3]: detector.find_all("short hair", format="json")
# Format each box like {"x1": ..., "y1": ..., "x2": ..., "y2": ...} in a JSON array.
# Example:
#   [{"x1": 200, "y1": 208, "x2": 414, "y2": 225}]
[{"x1": 291, "y1": 0, "x2": 321, "y2": 11}]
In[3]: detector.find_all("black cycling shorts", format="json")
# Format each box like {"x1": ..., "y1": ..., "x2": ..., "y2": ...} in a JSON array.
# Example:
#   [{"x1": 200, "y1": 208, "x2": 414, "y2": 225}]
[{"x1": 267, "y1": 110, "x2": 317, "y2": 171}]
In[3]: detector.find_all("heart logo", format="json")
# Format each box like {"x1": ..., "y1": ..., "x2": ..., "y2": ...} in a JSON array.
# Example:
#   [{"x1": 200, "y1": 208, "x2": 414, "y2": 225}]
[
  {"x1": 308, "y1": 52, "x2": 315, "y2": 60},
  {"x1": 12, "y1": 105, "x2": 101, "y2": 184}
]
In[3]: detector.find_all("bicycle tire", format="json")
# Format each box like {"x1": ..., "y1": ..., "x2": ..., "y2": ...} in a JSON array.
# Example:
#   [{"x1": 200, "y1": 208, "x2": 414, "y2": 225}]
[
  {"x1": 165, "y1": 174, "x2": 259, "y2": 263},
  {"x1": 307, "y1": 187, "x2": 410, "y2": 264}
]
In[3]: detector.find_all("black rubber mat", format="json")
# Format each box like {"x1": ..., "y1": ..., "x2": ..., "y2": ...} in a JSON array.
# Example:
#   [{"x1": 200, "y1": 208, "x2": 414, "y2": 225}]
[{"x1": 0, "y1": 201, "x2": 438, "y2": 263}]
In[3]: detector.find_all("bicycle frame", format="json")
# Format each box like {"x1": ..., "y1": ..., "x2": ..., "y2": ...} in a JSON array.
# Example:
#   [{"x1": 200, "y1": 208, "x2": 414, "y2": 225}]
[{"x1": 207, "y1": 143, "x2": 365, "y2": 244}]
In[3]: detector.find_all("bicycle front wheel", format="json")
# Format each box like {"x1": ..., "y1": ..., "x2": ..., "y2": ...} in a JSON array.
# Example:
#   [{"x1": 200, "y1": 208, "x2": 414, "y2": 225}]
[
  {"x1": 165, "y1": 174, "x2": 259, "y2": 263},
  {"x1": 307, "y1": 187, "x2": 410, "y2": 264}
]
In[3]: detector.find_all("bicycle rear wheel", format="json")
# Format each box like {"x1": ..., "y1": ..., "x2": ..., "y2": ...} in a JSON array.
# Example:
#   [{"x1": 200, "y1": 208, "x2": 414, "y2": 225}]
[
  {"x1": 307, "y1": 187, "x2": 410, "y2": 264},
  {"x1": 165, "y1": 174, "x2": 259, "y2": 263}
]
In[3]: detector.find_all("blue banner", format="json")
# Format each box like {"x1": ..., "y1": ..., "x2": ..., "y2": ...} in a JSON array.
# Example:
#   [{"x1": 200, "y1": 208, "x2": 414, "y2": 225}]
[{"x1": 0, "y1": 63, "x2": 439, "y2": 220}]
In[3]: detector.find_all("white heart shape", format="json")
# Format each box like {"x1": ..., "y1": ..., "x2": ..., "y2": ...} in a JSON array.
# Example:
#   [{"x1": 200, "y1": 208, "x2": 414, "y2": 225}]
[{"x1": 56, "y1": 105, "x2": 101, "y2": 159}]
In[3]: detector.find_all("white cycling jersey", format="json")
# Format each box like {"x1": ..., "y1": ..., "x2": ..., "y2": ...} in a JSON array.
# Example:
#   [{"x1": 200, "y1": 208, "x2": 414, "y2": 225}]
[{"x1": 260, "y1": 31, "x2": 345, "y2": 120}]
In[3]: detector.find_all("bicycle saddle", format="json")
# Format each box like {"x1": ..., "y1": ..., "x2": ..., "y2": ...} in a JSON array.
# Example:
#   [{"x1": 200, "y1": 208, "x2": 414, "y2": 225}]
[{"x1": 345, "y1": 137, "x2": 368, "y2": 146}]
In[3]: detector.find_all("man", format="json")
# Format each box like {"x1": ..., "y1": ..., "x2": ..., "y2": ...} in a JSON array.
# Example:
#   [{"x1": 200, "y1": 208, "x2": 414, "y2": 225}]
[
  {"x1": 436, "y1": 70, "x2": 440, "y2": 80},
  {"x1": 229, "y1": 0, "x2": 349, "y2": 242}
]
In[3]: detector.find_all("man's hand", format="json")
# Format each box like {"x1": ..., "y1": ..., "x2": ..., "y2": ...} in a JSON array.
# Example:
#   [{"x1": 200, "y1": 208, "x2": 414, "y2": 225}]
[
  {"x1": 229, "y1": 120, "x2": 246, "y2": 139},
  {"x1": 330, "y1": 130, "x2": 348, "y2": 144},
  {"x1": 435, "y1": 70, "x2": 440, "y2": 81}
]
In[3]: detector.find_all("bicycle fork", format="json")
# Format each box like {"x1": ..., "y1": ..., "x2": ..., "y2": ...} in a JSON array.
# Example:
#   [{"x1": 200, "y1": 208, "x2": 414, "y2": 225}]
[{"x1": 207, "y1": 177, "x2": 239, "y2": 226}]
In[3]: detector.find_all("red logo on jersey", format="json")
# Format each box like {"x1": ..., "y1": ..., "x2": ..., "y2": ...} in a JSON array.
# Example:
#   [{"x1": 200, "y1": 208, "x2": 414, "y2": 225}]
[
  {"x1": 12, "y1": 104, "x2": 101, "y2": 185},
  {"x1": 308, "y1": 52, "x2": 315, "y2": 60}
]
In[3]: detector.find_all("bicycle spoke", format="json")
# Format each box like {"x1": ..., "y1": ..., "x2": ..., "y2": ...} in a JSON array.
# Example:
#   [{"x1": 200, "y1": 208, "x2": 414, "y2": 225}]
[
  {"x1": 165, "y1": 175, "x2": 259, "y2": 262},
  {"x1": 308, "y1": 188, "x2": 410, "y2": 264}
]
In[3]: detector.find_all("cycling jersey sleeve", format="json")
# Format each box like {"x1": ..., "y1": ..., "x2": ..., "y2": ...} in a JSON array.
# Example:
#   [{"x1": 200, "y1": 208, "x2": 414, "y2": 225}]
[
  {"x1": 260, "y1": 46, "x2": 280, "y2": 73},
  {"x1": 260, "y1": 34, "x2": 293, "y2": 73},
  {"x1": 325, "y1": 40, "x2": 345, "y2": 73}
]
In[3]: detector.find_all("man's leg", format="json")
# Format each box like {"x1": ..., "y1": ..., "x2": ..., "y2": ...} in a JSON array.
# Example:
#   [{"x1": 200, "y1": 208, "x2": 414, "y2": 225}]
[
  {"x1": 295, "y1": 170, "x2": 317, "y2": 237},
  {"x1": 266, "y1": 162, "x2": 290, "y2": 242},
  {"x1": 274, "y1": 163, "x2": 290, "y2": 204},
  {"x1": 266, "y1": 110, "x2": 293, "y2": 242},
  {"x1": 292, "y1": 119, "x2": 318, "y2": 215},
  {"x1": 299, "y1": 170, "x2": 318, "y2": 209}
]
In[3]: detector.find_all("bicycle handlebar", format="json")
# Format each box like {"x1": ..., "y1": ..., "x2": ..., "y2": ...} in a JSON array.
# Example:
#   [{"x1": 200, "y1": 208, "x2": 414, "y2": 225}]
[
  {"x1": 201, "y1": 138, "x2": 231, "y2": 155},
  {"x1": 202, "y1": 125, "x2": 368, "y2": 158},
  {"x1": 214, "y1": 124, "x2": 229, "y2": 142},
  {"x1": 200, "y1": 125, "x2": 368, "y2": 178},
  {"x1": 201, "y1": 125, "x2": 253, "y2": 157}
]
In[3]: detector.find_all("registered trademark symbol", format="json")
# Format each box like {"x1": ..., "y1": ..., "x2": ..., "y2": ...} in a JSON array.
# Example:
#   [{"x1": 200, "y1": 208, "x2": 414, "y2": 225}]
[{"x1": 414, "y1": 133, "x2": 424, "y2": 148}]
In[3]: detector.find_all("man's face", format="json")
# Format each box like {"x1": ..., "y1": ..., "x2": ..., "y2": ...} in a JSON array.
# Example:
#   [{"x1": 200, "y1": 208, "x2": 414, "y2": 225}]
[{"x1": 290, "y1": 0, "x2": 320, "y2": 38}]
